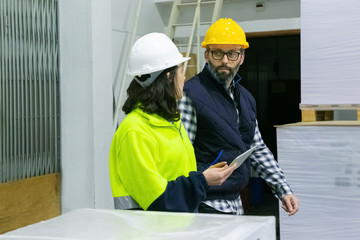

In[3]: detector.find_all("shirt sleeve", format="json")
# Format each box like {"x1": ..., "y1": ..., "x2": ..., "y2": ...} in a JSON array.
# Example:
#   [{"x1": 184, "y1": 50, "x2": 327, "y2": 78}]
[
  {"x1": 249, "y1": 121, "x2": 294, "y2": 199},
  {"x1": 179, "y1": 93, "x2": 197, "y2": 144}
]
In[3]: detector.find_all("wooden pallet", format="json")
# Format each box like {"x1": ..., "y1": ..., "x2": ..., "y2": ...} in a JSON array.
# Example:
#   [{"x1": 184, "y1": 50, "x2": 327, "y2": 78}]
[
  {"x1": 300, "y1": 104, "x2": 360, "y2": 122},
  {"x1": 0, "y1": 173, "x2": 61, "y2": 234}
]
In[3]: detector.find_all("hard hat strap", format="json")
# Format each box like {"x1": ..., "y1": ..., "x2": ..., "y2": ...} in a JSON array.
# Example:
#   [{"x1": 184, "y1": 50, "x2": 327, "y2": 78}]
[{"x1": 134, "y1": 69, "x2": 163, "y2": 88}]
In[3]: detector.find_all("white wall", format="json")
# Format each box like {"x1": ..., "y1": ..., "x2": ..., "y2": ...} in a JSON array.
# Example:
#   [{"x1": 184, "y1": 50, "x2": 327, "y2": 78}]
[
  {"x1": 112, "y1": 0, "x2": 165, "y2": 125},
  {"x1": 58, "y1": 0, "x2": 166, "y2": 213},
  {"x1": 155, "y1": 0, "x2": 300, "y2": 78},
  {"x1": 59, "y1": 0, "x2": 114, "y2": 213},
  {"x1": 155, "y1": 0, "x2": 300, "y2": 37}
]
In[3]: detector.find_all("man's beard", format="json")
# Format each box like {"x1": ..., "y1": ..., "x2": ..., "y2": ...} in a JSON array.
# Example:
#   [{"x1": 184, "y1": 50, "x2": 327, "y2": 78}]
[{"x1": 208, "y1": 60, "x2": 241, "y2": 85}]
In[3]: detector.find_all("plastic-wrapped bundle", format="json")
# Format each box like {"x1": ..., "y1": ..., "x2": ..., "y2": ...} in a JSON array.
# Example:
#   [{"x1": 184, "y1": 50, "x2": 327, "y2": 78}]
[
  {"x1": 301, "y1": 0, "x2": 360, "y2": 105},
  {"x1": 0, "y1": 208, "x2": 276, "y2": 240},
  {"x1": 277, "y1": 122, "x2": 360, "y2": 240}
]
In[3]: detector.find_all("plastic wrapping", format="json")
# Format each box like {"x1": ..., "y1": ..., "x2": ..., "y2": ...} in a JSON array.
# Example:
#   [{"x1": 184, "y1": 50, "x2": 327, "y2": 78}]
[
  {"x1": 0, "y1": 208, "x2": 275, "y2": 240},
  {"x1": 301, "y1": 0, "x2": 360, "y2": 105},
  {"x1": 276, "y1": 123, "x2": 360, "y2": 239}
]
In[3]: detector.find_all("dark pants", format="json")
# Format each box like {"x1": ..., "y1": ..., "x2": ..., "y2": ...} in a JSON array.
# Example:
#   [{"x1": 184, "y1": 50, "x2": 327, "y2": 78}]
[{"x1": 198, "y1": 203, "x2": 235, "y2": 215}]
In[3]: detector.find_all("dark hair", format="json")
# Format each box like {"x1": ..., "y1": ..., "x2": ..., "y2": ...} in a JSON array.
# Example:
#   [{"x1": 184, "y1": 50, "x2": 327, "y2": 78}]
[{"x1": 122, "y1": 65, "x2": 180, "y2": 122}]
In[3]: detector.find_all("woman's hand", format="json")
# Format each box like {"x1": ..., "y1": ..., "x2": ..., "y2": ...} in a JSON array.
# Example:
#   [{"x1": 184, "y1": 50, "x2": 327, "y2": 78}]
[{"x1": 203, "y1": 162, "x2": 236, "y2": 186}]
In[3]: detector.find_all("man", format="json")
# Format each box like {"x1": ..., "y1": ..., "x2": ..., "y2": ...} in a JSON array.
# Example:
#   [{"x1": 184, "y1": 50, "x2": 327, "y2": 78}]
[{"x1": 179, "y1": 18, "x2": 299, "y2": 216}]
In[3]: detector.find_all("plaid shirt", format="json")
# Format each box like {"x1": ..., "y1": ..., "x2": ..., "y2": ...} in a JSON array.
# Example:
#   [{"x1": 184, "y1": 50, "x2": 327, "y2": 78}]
[{"x1": 179, "y1": 84, "x2": 293, "y2": 215}]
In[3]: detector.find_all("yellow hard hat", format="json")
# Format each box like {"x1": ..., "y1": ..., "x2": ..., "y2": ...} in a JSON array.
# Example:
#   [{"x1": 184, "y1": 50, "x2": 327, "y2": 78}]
[{"x1": 201, "y1": 18, "x2": 249, "y2": 49}]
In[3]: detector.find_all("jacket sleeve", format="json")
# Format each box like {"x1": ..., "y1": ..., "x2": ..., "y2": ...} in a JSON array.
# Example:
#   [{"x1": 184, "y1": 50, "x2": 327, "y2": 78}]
[{"x1": 148, "y1": 171, "x2": 208, "y2": 212}]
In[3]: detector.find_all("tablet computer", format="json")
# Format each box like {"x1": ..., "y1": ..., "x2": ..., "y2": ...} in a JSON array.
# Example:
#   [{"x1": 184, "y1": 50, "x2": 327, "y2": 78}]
[{"x1": 229, "y1": 146, "x2": 256, "y2": 168}]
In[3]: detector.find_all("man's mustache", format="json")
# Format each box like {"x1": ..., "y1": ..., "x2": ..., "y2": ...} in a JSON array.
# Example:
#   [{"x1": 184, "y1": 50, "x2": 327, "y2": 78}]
[{"x1": 216, "y1": 65, "x2": 232, "y2": 71}]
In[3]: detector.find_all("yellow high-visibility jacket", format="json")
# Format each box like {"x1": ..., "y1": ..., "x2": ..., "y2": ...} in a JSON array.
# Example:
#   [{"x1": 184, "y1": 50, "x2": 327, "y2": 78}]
[{"x1": 109, "y1": 108, "x2": 207, "y2": 211}]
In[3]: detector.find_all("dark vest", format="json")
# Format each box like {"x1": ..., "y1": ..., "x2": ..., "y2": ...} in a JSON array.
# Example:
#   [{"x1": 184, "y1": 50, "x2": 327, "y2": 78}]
[{"x1": 183, "y1": 66, "x2": 257, "y2": 200}]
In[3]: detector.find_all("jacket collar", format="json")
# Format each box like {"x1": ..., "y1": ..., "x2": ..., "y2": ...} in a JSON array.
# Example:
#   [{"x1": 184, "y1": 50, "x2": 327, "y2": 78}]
[{"x1": 134, "y1": 108, "x2": 180, "y2": 128}]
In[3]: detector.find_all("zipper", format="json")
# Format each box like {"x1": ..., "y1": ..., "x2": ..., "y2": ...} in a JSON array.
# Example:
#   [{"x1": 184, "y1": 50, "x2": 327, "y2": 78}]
[
  {"x1": 165, "y1": 121, "x2": 183, "y2": 139},
  {"x1": 178, "y1": 122, "x2": 183, "y2": 139}
]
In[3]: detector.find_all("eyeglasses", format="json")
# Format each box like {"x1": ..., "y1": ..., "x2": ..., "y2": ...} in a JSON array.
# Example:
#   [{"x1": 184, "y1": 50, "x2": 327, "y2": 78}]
[{"x1": 210, "y1": 50, "x2": 242, "y2": 61}]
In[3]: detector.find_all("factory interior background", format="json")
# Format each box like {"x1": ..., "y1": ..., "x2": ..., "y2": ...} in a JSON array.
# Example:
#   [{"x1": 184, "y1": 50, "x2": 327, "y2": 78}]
[{"x1": 1, "y1": 0, "x2": 359, "y2": 239}]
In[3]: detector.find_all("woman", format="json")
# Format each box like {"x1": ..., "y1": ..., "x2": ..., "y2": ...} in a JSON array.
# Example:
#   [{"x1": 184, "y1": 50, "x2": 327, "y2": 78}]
[{"x1": 109, "y1": 33, "x2": 235, "y2": 212}]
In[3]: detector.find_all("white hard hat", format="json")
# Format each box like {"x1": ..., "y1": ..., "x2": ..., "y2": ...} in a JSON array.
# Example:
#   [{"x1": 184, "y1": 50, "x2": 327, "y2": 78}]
[{"x1": 128, "y1": 32, "x2": 190, "y2": 78}]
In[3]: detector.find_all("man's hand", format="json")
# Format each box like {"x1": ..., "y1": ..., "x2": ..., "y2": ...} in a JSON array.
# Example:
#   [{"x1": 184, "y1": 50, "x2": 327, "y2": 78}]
[{"x1": 281, "y1": 194, "x2": 299, "y2": 216}]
